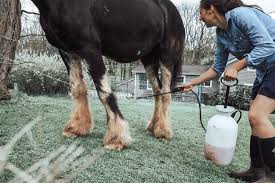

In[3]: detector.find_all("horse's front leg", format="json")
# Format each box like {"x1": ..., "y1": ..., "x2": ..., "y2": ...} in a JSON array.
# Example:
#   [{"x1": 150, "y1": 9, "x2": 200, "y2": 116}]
[
  {"x1": 83, "y1": 53, "x2": 132, "y2": 150},
  {"x1": 59, "y1": 51, "x2": 93, "y2": 137}
]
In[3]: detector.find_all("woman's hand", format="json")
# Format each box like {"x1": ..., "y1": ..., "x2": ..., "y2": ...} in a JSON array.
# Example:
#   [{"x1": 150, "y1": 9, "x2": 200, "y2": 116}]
[
  {"x1": 180, "y1": 81, "x2": 195, "y2": 92},
  {"x1": 224, "y1": 59, "x2": 246, "y2": 81},
  {"x1": 224, "y1": 67, "x2": 238, "y2": 81}
]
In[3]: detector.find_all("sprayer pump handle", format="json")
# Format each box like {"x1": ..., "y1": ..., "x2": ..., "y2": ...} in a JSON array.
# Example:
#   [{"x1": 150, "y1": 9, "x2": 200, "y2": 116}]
[{"x1": 221, "y1": 77, "x2": 239, "y2": 87}]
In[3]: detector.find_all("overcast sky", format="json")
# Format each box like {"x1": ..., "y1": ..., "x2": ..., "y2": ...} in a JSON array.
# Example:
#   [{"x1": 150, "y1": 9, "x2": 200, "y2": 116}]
[
  {"x1": 21, "y1": 0, "x2": 275, "y2": 18},
  {"x1": 172, "y1": 0, "x2": 275, "y2": 17}
]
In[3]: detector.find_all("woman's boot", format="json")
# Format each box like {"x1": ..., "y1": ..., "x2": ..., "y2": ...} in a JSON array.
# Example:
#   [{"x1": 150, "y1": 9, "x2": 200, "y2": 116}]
[
  {"x1": 253, "y1": 137, "x2": 275, "y2": 183},
  {"x1": 229, "y1": 135, "x2": 266, "y2": 182}
]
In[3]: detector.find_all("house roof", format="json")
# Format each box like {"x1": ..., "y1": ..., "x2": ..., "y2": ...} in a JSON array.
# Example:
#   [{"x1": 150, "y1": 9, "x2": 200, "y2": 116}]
[{"x1": 132, "y1": 65, "x2": 210, "y2": 76}]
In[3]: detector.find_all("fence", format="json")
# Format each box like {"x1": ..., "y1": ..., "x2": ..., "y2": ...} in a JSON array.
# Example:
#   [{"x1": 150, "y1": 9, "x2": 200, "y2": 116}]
[
  {"x1": 89, "y1": 90, "x2": 133, "y2": 99},
  {"x1": 89, "y1": 89, "x2": 201, "y2": 103}
]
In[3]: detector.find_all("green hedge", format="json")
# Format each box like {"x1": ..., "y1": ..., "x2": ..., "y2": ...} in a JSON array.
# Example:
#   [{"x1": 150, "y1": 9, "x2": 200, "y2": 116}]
[{"x1": 204, "y1": 85, "x2": 252, "y2": 111}]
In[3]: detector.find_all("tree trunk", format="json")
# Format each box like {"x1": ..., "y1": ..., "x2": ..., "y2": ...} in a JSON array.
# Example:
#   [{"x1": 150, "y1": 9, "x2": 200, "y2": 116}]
[{"x1": 0, "y1": 0, "x2": 21, "y2": 100}]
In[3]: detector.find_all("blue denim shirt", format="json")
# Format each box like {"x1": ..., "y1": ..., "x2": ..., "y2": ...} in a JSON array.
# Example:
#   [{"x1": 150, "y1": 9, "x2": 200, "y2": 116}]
[{"x1": 212, "y1": 7, "x2": 275, "y2": 82}]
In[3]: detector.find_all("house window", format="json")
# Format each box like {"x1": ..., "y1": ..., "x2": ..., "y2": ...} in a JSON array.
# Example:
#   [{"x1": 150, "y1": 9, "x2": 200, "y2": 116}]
[
  {"x1": 147, "y1": 80, "x2": 152, "y2": 90},
  {"x1": 139, "y1": 73, "x2": 147, "y2": 90},
  {"x1": 176, "y1": 76, "x2": 186, "y2": 84},
  {"x1": 247, "y1": 67, "x2": 256, "y2": 72},
  {"x1": 203, "y1": 80, "x2": 212, "y2": 87},
  {"x1": 139, "y1": 73, "x2": 153, "y2": 90}
]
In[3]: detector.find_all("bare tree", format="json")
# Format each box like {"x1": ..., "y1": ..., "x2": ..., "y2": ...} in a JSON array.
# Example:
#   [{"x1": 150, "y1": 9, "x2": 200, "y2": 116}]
[
  {"x1": 18, "y1": 10, "x2": 54, "y2": 55},
  {"x1": 0, "y1": 0, "x2": 21, "y2": 100},
  {"x1": 179, "y1": 2, "x2": 216, "y2": 65}
]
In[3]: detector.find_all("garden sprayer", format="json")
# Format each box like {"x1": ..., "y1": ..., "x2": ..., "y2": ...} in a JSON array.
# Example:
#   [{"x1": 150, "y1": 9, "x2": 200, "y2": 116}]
[
  {"x1": 204, "y1": 78, "x2": 242, "y2": 166},
  {"x1": 137, "y1": 77, "x2": 242, "y2": 166}
]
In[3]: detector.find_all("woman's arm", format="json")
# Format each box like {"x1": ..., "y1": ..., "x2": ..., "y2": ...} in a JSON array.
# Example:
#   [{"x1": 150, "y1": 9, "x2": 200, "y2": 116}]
[
  {"x1": 224, "y1": 58, "x2": 247, "y2": 80},
  {"x1": 181, "y1": 68, "x2": 217, "y2": 91},
  {"x1": 190, "y1": 67, "x2": 218, "y2": 85},
  {"x1": 233, "y1": 8, "x2": 275, "y2": 66},
  {"x1": 181, "y1": 34, "x2": 228, "y2": 91}
]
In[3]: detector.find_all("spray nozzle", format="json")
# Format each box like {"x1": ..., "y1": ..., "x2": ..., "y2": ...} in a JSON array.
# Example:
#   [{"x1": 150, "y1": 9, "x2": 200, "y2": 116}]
[{"x1": 171, "y1": 86, "x2": 185, "y2": 93}]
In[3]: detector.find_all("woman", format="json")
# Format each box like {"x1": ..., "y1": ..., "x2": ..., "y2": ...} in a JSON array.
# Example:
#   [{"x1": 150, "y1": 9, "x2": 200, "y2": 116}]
[{"x1": 181, "y1": 0, "x2": 275, "y2": 182}]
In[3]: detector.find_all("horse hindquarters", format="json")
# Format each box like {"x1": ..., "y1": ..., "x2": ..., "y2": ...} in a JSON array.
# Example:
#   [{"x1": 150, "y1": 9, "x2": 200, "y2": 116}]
[{"x1": 143, "y1": 0, "x2": 185, "y2": 139}]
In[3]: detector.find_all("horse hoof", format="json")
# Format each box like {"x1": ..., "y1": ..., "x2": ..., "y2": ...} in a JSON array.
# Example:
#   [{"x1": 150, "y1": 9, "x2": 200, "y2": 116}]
[
  {"x1": 62, "y1": 131, "x2": 77, "y2": 137},
  {"x1": 103, "y1": 136, "x2": 132, "y2": 150},
  {"x1": 63, "y1": 120, "x2": 92, "y2": 137},
  {"x1": 145, "y1": 120, "x2": 154, "y2": 133},
  {"x1": 104, "y1": 144, "x2": 125, "y2": 151},
  {"x1": 103, "y1": 132, "x2": 132, "y2": 150},
  {"x1": 154, "y1": 123, "x2": 173, "y2": 139},
  {"x1": 62, "y1": 127, "x2": 90, "y2": 137}
]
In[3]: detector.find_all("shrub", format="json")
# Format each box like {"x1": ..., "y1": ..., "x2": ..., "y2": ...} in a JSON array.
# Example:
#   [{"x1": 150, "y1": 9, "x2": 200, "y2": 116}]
[
  {"x1": 204, "y1": 85, "x2": 252, "y2": 111},
  {"x1": 8, "y1": 51, "x2": 69, "y2": 96},
  {"x1": 7, "y1": 51, "x2": 137, "y2": 96}
]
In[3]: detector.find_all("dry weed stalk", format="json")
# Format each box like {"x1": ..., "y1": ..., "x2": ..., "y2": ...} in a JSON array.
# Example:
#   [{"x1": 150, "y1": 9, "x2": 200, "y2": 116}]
[{"x1": 0, "y1": 116, "x2": 105, "y2": 183}]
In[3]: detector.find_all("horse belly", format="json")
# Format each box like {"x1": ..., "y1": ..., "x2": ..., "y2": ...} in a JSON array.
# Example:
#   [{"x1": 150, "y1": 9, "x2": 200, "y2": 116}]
[{"x1": 101, "y1": 45, "x2": 147, "y2": 61}]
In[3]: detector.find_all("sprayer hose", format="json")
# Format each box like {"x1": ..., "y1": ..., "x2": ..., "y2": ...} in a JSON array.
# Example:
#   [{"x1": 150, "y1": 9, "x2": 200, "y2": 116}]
[{"x1": 190, "y1": 90, "x2": 206, "y2": 132}]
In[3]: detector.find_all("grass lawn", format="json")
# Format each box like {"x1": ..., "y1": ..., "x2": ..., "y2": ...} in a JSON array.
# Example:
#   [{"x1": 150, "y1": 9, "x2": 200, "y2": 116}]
[{"x1": 1, "y1": 94, "x2": 274, "y2": 182}]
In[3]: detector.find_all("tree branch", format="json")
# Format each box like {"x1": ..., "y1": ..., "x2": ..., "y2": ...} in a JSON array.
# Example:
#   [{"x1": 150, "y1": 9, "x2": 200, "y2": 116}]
[
  {"x1": 21, "y1": 10, "x2": 40, "y2": 16},
  {"x1": 20, "y1": 34, "x2": 45, "y2": 38},
  {"x1": 0, "y1": 35, "x2": 17, "y2": 42}
]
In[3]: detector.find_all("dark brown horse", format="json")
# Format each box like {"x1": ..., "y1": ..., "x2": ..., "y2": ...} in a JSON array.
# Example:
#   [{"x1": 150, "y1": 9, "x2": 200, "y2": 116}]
[{"x1": 31, "y1": 0, "x2": 185, "y2": 150}]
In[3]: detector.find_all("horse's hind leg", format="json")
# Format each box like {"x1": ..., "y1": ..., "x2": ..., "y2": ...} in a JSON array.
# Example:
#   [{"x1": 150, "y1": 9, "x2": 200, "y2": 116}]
[
  {"x1": 142, "y1": 53, "x2": 173, "y2": 139},
  {"x1": 155, "y1": 62, "x2": 173, "y2": 138},
  {"x1": 82, "y1": 51, "x2": 132, "y2": 150},
  {"x1": 59, "y1": 50, "x2": 93, "y2": 137},
  {"x1": 155, "y1": 37, "x2": 183, "y2": 139}
]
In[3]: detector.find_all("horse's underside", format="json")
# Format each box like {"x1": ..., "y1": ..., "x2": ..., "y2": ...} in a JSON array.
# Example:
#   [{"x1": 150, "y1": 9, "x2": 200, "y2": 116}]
[{"x1": 31, "y1": 0, "x2": 185, "y2": 150}]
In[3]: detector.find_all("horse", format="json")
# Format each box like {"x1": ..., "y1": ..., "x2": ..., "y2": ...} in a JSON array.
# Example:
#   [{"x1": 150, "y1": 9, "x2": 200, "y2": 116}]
[{"x1": 30, "y1": 0, "x2": 185, "y2": 150}]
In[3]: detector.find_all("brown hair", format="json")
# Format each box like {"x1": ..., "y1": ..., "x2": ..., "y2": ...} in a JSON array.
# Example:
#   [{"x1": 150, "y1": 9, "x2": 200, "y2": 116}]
[{"x1": 200, "y1": 0, "x2": 262, "y2": 15}]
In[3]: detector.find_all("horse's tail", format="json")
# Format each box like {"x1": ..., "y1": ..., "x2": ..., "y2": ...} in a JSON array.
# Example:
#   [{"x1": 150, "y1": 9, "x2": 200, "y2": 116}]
[
  {"x1": 171, "y1": 47, "x2": 184, "y2": 90},
  {"x1": 171, "y1": 35, "x2": 185, "y2": 90}
]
